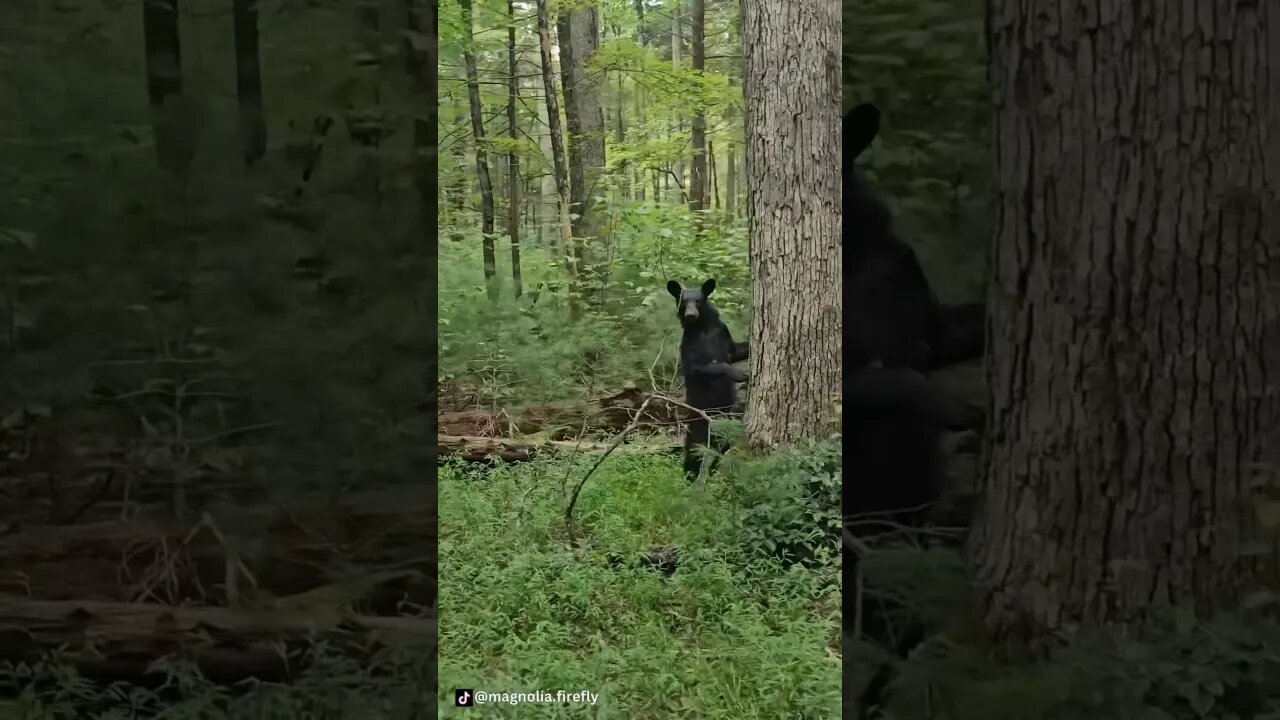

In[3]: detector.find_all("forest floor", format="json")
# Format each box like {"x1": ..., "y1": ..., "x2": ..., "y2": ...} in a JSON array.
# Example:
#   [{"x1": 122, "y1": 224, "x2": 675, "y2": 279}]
[
  {"x1": 0, "y1": 399, "x2": 434, "y2": 718},
  {"x1": 431, "y1": 361, "x2": 847, "y2": 718}
]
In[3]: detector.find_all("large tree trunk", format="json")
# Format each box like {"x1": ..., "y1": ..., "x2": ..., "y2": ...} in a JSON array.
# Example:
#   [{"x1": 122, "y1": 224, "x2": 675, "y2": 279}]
[
  {"x1": 232, "y1": 0, "x2": 266, "y2": 165},
  {"x1": 557, "y1": 5, "x2": 606, "y2": 310},
  {"x1": 142, "y1": 0, "x2": 187, "y2": 173},
  {"x1": 971, "y1": 0, "x2": 1280, "y2": 644},
  {"x1": 460, "y1": 0, "x2": 498, "y2": 300},
  {"x1": 533, "y1": 0, "x2": 575, "y2": 275},
  {"x1": 687, "y1": 0, "x2": 707, "y2": 214},
  {"x1": 506, "y1": 0, "x2": 523, "y2": 298},
  {"x1": 740, "y1": 0, "x2": 842, "y2": 447}
]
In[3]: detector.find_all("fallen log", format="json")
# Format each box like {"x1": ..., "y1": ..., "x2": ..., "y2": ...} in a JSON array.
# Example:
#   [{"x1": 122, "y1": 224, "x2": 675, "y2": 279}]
[
  {"x1": 0, "y1": 487, "x2": 435, "y2": 606},
  {"x1": 438, "y1": 385, "x2": 688, "y2": 438},
  {"x1": 437, "y1": 434, "x2": 681, "y2": 463},
  {"x1": 0, "y1": 592, "x2": 434, "y2": 686}
]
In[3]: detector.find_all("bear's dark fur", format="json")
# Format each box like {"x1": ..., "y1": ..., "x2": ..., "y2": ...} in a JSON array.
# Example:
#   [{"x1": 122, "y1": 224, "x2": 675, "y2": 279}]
[
  {"x1": 667, "y1": 278, "x2": 749, "y2": 481},
  {"x1": 842, "y1": 103, "x2": 984, "y2": 521},
  {"x1": 841, "y1": 104, "x2": 985, "y2": 720},
  {"x1": 843, "y1": 104, "x2": 985, "y2": 373}
]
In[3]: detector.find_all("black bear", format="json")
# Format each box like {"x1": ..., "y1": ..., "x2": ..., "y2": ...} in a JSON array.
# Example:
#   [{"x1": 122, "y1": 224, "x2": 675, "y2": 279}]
[
  {"x1": 842, "y1": 102, "x2": 984, "y2": 522},
  {"x1": 930, "y1": 301, "x2": 985, "y2": 370},
  {"x1": 845, "y1": 365, "x2": 980, "y2": 720},
  {"x1": 667, "y1": 278, "x2": 749, "y2": 481},
  {"x1": 843, "y1": 103, "x2": 985, "y2": 373},
  {"x1": 841, "y1": 103, "x2": 985, "y2": 719}
]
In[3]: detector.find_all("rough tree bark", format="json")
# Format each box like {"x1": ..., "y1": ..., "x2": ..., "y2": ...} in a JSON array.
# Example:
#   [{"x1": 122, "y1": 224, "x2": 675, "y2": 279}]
[
  {"x1": 232, "y1": 0, "x2": 265, "y2": 165},
  {"x1": 971, "y1": 0, "x2": 1280, "y2": 645},
  {"x1": 460, "y1": 0, "x2": 498, "y2": 300},
  {"x1": 740, "y1": 0, "x2": 843, "y2": 447}
]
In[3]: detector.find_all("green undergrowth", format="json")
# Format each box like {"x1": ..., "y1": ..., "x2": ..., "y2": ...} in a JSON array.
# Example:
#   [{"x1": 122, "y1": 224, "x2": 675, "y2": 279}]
[
  {"x1": 438, "y1": 441, "x2": 842, "y2": 719},
  {"x1": 0, "y1": 641, "x2": 433, "y2": 719},
  {"x1": 857, "y1": 546, "x2": 1280, "y2": 720},
  {"x1": 438, "y1": 204, "x2": 751, "y2": 408}
]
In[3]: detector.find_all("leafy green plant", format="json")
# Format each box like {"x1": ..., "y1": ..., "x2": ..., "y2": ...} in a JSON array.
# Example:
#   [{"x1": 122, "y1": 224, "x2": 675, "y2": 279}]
[
  {"x1": 717, "y1": 439, "x2": 842, "y2": 569},
  {"x1": 853, "y1": 546, "x2": 1280, "y2": 720},
  {"x1": 0, "y1": 641, "x2": 433, "y2": 719},
  {"x1": 438, "y1": 450, "x2": 841, "y2": 718}
]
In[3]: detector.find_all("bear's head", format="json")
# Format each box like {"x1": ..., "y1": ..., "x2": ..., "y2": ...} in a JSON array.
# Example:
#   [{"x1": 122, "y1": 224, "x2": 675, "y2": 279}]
[
  {"x1": 843, "y1": 102, "x2": 880, "y2": 168},
  {"x1": 666, "y1": 278, "x2": 717, "y2": 327},
  {"x1": 843, "y1": 103, "x2": 893, "y2": 255}
]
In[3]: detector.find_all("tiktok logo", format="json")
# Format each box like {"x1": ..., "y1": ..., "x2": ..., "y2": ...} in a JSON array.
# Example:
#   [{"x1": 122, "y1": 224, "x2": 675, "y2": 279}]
[{"x1": 455, "y1": 689, "x2": 474, "y2": 707}]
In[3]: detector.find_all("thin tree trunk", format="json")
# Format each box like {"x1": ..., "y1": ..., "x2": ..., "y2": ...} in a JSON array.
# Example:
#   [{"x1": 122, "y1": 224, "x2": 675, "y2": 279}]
[
  {"x1": 557, "y1": 13, "x2": 583, "y2": 281},
  {"x1": 402, "y1": 0, "x2": 435, "y2": 430},
  {"x1": 142, "y1": 0, "x2": 186, "y2": 173},
  {"x1": 670, "y1": 0, "x2": 683, "y2": 202},
  {"x1": 688, "y1": 0, "x2": 706, "y2": 214},
  {"x1": 632, "y1": 0, "x2": 647, "y2": 45},
  {"x1": 529, "y1": 174, "x2": 540, "y2": 246},
  {"x1": 558, "y1": 5, "x2": 606, "y2": 310},
  {"x1": 460, "y1": 0, "x2": 497, "y2": 300},
  {"x1": 533, "y1": 0, "x2": 574, "y2": 275},
  {"x1": 357, "y1": 0, "x2": 378, "y2": 33},
  {"x1": 232, "y1": 0, "x2": 265, "y2": 165},
  {"x1": 740, "y1": 0, "x2": 842, "y2": 447},
  {"x1": 971, "y1": 0, "x2": 1280, "y2": 645},
  {"x1": 531, "y1": 63, "x2": 553, "y2": 246},
  {"x1": 632, "y1": 0, "x2": 646, "y2": 203},
  {"x1": 356, "y1": 0, "x2": 382, "y2": 204},
  {"x1": 634, "y1": 89, "x2": 645, "y2": 202},
  {"x1": 709, "y1": 138, "x2": 718, "y2": 211},
  {"x1": 616, "y1": 69, "x2": 627, "y2": 202},
  {"x1": 507, "y1": 0, "x2": 522, "y2": 298},
  {"x1": 726, "y1": 141, "x2": 736, "y2": 217}
]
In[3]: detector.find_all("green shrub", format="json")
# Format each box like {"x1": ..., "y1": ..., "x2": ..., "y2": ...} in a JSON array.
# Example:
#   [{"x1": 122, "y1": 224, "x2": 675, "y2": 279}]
[{"x1": 438, "y1": 450, "x2": 841, "y2": 719}]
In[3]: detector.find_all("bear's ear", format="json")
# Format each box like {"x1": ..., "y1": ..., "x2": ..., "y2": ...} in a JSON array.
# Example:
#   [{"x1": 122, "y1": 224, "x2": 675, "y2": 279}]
[
  {"x1": 667, "y1": 280, "x2": 682, "y2": 299},
  {"x1": 701, "y1": 278, "x2": 716, "y2": 296},
  {"x1": 844, "y1": 103, "x2": 880, "y2": 162}
]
